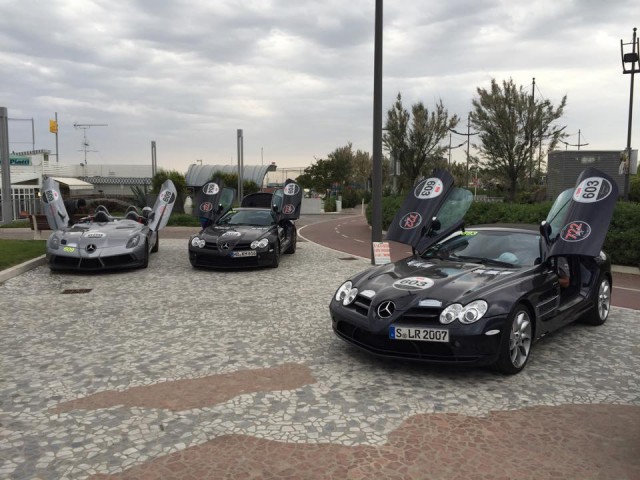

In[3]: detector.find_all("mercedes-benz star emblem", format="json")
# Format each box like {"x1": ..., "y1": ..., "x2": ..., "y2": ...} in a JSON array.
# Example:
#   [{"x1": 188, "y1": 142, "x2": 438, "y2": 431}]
[
  {"x1": 377, "y1": 301, "x2": 395, "y2": 319},
  {"x1": 219, "y1": 242, "x2": 230, "y2": 250},
  {"x1": 86, "y1": 244, "x2": 97, "y2": 253}
]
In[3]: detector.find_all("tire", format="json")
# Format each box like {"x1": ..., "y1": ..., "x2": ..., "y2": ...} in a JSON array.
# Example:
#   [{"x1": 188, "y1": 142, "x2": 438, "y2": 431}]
[
  {"x1": 285, "y1": 230, "x2": 297, "y2": 254},
  {"x1": 141, "y1": 240, "x2": 150, "y2": 269},
  {"x1": 494, "y1": 303, "x2": 533, "y2": 375},
  {"x1": 151, "y1": 233, "x2": 159, "y2": 253},
  {"x1": 581, "y1": 275, "x2": 611, "y2": 326},
  {"x1": 270, "y1": 242, "x2": 280, "y2": 268}
]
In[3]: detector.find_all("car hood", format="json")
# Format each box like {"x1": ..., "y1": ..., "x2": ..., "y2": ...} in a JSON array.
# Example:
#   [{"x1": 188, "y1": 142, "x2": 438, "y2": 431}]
[
  {"x1": 352, "y1": 257, "x2": 522, "y2": 308},
  {"x1": 54, "y1": 222, "x2": 145, "y2": 248},
  {"x1": 200, "y1": 225, "x2": 273, "y2": 242}
]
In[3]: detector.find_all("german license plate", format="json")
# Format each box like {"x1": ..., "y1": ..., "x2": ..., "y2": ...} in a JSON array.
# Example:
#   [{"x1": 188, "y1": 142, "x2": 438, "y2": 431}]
[
  {"x1": 231, "y1": 250, "x2": 257, "y2": 258},
  {"x1": 389, "y1": 326, "x2": 449, "y2": 343}
]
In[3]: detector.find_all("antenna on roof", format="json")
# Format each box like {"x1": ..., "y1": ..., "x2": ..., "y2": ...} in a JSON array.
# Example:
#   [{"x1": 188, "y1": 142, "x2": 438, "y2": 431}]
[{"x1": 74, "y1": 122, "x2": 108, "y2": 164}]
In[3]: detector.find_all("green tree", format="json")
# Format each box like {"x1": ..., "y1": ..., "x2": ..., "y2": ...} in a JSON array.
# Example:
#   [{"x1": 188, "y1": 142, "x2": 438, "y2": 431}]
[
  {"x1": 383, "y1": 93, "x2": 459, "y2": 190},
  {"x1": 210, "y1": 171, "x2": 260, "y2": 197},
  {"x1": 470, "y1": 78, "x2": 567, "y2": 201},
  {"x1": 152, "y1": 169, "x2": 186, "y2": 194},
  {"x1": 300, "y1": 143, "x2": 357, "y2": 193}
]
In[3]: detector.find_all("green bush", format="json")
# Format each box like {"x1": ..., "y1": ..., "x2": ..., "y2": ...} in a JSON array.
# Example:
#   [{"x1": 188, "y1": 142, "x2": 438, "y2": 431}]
[
  {"x1": 340, "y1": 188, "x2": 371, "y2": 209},
  {"x1": 630, "y1": 174, "x2": 640, "y2": 202},
  {"x1": 367, "y1": 196, "x2": 640, "y2": 267},
  {"x1": 324, "y1": 197, "x2": 337, "y2": 212},
  {"x1": 167, "y1": 213, "x2": 200, "y2": 227}
]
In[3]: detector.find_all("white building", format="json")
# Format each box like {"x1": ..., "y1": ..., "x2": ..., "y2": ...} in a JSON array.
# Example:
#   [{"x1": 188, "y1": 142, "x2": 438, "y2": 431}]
[{"x1": 0, "y1": 149, "x2": 152, "y2": 221}]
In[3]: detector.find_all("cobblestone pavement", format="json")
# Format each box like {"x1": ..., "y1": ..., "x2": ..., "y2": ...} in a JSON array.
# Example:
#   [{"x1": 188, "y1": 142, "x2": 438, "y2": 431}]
[{"x1": 1, "y1": 239, "x2": 639, "y2": 479}]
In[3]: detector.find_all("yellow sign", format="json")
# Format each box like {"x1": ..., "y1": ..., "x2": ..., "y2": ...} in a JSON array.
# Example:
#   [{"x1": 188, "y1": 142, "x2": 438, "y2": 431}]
[{"x1": 49, "y1": 119, "x2": 58, "y2": 133}]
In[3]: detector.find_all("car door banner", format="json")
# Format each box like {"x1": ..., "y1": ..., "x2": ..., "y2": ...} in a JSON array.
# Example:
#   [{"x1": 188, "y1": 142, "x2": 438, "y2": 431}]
[
  {"x1": 548, "y1": 167, "x2": 618, "y2": 258},
  {"x1": 194, "y1": 179, "x2": 225, "y2": 222},
  {"x1": 148, "y1": 179, "x2": 178, "y2": 231},
  {"x1": 386, "y1": 170, "x2": 454, "y2": 248},
  {"x1": 41, "y1": 177, "x2": 71, "y2": 230},
  {"x1": 280, "y1": 179, "x2": 303, "y2": 220}
]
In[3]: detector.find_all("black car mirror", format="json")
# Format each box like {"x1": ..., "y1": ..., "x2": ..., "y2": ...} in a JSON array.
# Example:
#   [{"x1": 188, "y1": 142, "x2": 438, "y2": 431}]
[
  {"x1": 272, "y1": 204, "x2": 280, "y2": 213},
  {"x1": 539, "y1": 220, "x2": 551, "y2": 245}
]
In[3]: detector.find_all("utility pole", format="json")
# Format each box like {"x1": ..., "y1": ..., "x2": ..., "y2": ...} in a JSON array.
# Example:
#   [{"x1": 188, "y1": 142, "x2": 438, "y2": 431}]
[
  {"x1": 74, "y1": 122, "x2": 108, "y2": 164},
  {"x1": 1, "y1": 107, "x2": 12, "y2": 224}
]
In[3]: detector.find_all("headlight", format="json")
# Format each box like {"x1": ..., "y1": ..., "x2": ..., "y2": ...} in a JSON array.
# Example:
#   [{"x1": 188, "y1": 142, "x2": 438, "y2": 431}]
[
  {"x1": 439, "y1": 300, "x2": 488, "y2": 324},
  {"x1": 459, "y1": 300, "x2": 488, "y2": 324},
  {"x1": 251, "y1": 238, "x2": 269, "y2": 249},
  {"x1": 48, "y1": 235, "x2": 61, "y2": 250},
  {"x1": 334, "y1": 281, "x2": 352, "y2": 302},
  {"x1": 191, "y1": 237, "x2": 205, "y2": 248},
  {"x1": 126, "y1": 234, "x2": 141, "y2": 248},
  {"x1": 440, "y1": 303, "x2": 463, "y2": 324},
  {"x1": 343, "y1": 288, "x2": 358, "y2": 306}
]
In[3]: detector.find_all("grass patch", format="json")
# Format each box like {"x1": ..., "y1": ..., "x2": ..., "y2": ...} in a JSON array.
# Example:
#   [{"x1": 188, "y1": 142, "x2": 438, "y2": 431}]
[
  {"x1": 0, "y1": 239, "x2": 46, "y2": 270},
  {"x1": 167, "y1": 213, "x2": 200, "y2": 227},
  {"x1": 0, "y1": 219, "x2": 31, "y2": 228}
]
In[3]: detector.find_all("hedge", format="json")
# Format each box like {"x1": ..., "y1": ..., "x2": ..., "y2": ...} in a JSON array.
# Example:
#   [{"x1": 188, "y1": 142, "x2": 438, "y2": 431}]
[{"x1": 367, "y1": 197, "x2": 640, "y2": 267}]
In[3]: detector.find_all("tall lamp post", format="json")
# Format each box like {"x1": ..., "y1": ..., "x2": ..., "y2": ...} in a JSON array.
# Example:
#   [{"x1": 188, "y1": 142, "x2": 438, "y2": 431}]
[{"x1": 621, "y1": 27, "x2": 639, "y2": 201}]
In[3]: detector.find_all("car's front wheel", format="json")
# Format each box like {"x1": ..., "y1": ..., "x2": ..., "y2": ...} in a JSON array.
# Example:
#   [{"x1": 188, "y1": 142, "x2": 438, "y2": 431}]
[
  {"x1": 151, "y1": 233, "x2": 159, "y2": 253},
  {"x1": 582, "y1": 275, "x2": 611, "y2": 326},
  {"x1": 141, "y1": 239, "x2": 150, "y2": 269},
  {"x1": 285, "y1": 231, "x2": 297, "y2": 254},
  {"x1": 494, "y1": 303, "x2": 533, "y2": 375}
]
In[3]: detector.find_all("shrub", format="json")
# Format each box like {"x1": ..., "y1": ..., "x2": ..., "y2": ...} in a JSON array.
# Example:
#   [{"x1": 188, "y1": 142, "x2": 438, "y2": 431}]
[
  {"x1": 367, "y1": 196, "x2": 640, "y2": 267},
  {"x1": 324, "y1": 197, "x2": 337, "y2": 212}
]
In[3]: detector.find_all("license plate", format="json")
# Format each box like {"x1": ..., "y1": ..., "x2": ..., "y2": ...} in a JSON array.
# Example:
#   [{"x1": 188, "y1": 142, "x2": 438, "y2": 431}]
[
  {"x1": 389, "y1": 326, "x2": 449, "y2": 343},
  {"x1": 231, "y1": 250, "x2": 257, "y2": 258}
]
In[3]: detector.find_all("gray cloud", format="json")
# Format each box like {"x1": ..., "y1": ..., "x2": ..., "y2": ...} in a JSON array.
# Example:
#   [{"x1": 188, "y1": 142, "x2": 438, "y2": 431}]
[{"x1": 1, "y1": 0, "x2": 637, "y2": 171}]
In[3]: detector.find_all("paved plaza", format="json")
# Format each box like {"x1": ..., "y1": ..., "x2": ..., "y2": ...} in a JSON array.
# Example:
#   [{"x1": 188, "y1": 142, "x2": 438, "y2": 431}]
[{"x1": 1, "y1": 238, "x2": 639, "y2": 479}]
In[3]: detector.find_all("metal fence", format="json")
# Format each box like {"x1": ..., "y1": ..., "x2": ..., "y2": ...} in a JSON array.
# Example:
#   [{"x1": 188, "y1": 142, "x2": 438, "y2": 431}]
[{"x1": 0, "y1": 186, "x2": 39, "y2": 222}]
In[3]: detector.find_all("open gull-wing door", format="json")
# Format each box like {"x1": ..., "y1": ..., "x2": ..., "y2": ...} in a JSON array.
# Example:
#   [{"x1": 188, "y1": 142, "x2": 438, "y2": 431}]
[
  {"x1": 41, "y1": 177, "x2": 70, "y2": 230},
  {"x1": 279, "y1": 179, "x2": 302, "y2": 221},
  {"x1": 194, "y1": 179, "x2": 235, "y2": 226},
  {"x1": 543, "y1": 167, "x2": 618, "y2": 259},
  {"x1": 386, "y1": 170, "x2": 457, "y2": 250},
  {"x1": 147, "y1": 179, "x2": 177, "y2": 232}
]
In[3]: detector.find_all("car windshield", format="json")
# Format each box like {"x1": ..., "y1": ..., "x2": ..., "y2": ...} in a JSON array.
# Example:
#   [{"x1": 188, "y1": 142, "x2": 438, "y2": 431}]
[
  {"x1": 217, "y1": 209, "x2": 275, "y2": 227},
  {"x1": 421, "y1": 230, "x2": 541, "y2": 267}
]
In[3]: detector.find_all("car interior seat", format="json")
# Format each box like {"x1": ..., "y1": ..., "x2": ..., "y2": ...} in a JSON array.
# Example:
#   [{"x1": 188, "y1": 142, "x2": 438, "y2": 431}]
[{"x1": 93, "y1": 210, "x2": 110, "y2": 223}]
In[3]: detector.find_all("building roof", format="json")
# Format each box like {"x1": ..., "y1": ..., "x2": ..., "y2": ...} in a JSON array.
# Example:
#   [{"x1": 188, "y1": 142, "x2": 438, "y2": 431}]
[
  {"x1": 79, "y1": 176, "x2": 152, "y2": 185},
  {"x1": 50, "y1": 177, "x2": 95, "y2": 191},
  {"x1": 185, "y1": 164, "x2": 277, "y2": 187}
]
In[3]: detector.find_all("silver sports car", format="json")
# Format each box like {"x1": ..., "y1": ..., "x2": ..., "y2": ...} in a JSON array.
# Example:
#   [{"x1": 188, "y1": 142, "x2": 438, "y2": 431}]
[{"x1": 41, "y1": 177, "x2": 177, "y2": 271}]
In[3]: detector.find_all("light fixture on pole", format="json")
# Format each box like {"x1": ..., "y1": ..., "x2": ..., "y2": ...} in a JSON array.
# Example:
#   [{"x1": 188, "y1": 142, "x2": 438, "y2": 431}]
[{"x1": 620, "y1": 27, "x2": 639, "y2": 201}]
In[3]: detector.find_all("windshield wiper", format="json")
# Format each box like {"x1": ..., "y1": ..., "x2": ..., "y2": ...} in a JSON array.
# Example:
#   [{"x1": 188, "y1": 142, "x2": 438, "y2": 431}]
[{"x1": 452, "y1": 255, "x2": 514, "y2": 268}]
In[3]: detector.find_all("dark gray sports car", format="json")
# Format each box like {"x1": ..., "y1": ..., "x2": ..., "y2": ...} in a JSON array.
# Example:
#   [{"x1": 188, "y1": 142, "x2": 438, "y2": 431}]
[
  {"x1": 42, "y1": 177, "x2": 177, "y2": 271},
  {"x1": 188, "y1": 179, "x2": 302, "y2": 269},
  {"x1": 330, "y1": 167, "x2": 617, "y2": 374}
]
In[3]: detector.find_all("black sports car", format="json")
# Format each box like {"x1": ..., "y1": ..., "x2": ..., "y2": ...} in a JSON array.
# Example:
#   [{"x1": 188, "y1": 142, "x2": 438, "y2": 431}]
[
  {"x1": 330, "y1": 168, "x2": 617, "y2": 374},
  {"x1": 188, "y1": 179, "x2": 302, "y2": 269}
]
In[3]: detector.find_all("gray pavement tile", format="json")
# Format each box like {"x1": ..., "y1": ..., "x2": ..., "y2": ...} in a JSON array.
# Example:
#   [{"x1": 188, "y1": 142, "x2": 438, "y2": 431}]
[{"x1": 1, "y1": 239, "x2": 639, "y2": 479}]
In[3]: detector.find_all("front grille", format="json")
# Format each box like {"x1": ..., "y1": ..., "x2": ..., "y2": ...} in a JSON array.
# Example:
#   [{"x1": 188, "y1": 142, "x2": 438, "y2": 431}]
[
  {"x1": 402, "y1": 306, "x2": 442, "y2": 325},
  {"x1": 343, "y1": 294, "x2": 372, "y2": 317},
  {"x1": 204, "y1": 241, "x2": 253, "y2": 252}
]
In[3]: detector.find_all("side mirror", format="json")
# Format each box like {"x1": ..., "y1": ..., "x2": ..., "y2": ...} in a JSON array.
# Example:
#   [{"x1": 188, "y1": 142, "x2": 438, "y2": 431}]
[
  {"x1": 431, "y1": 217, "x2": 441, "y2": 231},
  {"x1": 272, "y1": 203, "x2": 280, "y2": 213},
  {"x1": 539, "y1": 220, "x2": 551, "y2": 245},
  {"x1": 142, "y1": 207, "x2": 152, "y2": 219},
  {"x1": 217, "y1": 204, "x2": 224, "y2": 213}
]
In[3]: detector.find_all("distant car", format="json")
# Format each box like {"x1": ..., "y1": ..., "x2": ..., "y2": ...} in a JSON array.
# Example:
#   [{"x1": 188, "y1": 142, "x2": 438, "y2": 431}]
[
  {"x1": 41, "y1": 178, "x2": 177, "y2": 271},
  {"x1": 330, "y1": 168, "x2": 617, "y2": 374},
  {"x1": 188, "y1": 179, "x2": 302, "y2": 269}
]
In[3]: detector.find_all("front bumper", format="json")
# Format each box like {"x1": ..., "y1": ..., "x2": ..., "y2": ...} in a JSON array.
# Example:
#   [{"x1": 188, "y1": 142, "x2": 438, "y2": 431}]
[
  {"x1": 330, "y1": 301, "x2": 508, "y2": 366},
  {"x1": 47, "y1": 248, "x2": 146, "y2": 271},
  {"x1": 189, "y1": 247, "x2": 275, "y2": 269}
]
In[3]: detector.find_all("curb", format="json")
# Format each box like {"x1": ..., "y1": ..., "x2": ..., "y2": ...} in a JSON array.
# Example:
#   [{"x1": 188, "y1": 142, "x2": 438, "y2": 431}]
[
  {"x1": 611, "y1": 264, "x2": 640, "y2": 275},
  {"x1": 0, "y1": 255, "x2": 47, "y2": 283}
]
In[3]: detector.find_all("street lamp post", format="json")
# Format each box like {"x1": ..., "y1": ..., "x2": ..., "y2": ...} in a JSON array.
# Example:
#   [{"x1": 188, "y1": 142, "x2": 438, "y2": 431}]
[{"x1": 620, "y1": 27, "x2": 640, "y2": 201}]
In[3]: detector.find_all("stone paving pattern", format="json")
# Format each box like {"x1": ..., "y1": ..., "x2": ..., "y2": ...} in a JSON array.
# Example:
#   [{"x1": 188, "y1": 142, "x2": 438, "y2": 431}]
[{"x1": 1, "y1": 239, "x2": 639, "y2": 479}]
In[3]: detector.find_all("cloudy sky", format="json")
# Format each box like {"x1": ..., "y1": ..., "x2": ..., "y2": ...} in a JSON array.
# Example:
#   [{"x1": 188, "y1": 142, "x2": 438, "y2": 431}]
[{"x1": 1, "y1": 0, "x2": 638, "y2": 174}]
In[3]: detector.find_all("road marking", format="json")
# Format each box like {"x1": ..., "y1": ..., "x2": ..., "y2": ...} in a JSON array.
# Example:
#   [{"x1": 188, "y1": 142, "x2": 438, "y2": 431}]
[
  {"x1": 614, "y1": 286, "x2": 640, "y2": 292},
  {"x1": 354, "y1": 239, "x2": 365, "y2": 243},
  {"x1": 341, "y1": 234, "x2": 349, "y2": 238}
]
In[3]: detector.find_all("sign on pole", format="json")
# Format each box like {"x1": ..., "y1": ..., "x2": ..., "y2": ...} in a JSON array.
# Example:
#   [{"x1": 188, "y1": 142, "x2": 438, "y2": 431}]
[{"x1": 373, "y1": 241, "x2": 391, "y2": 265}]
